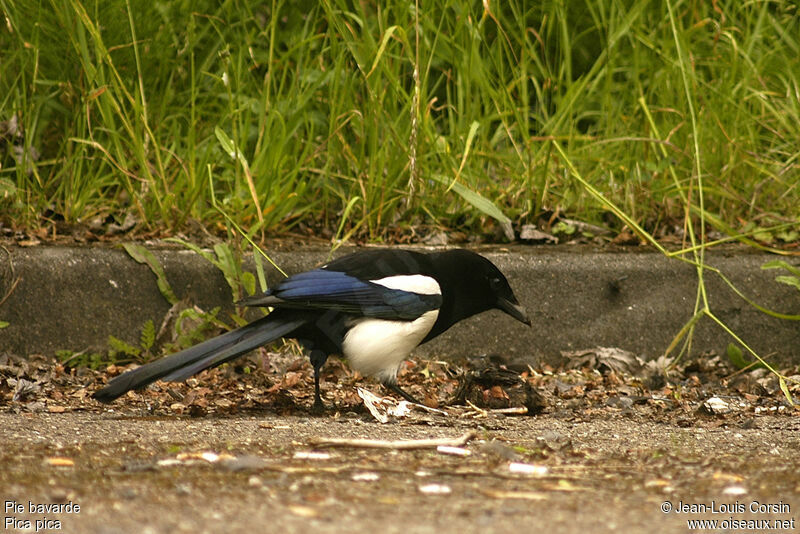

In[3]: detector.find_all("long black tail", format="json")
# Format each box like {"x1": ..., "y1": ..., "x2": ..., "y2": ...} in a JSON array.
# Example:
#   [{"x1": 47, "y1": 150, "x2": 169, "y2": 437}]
[{"x1": 93, "y1": 315, "x2": 306, "y2": 403}]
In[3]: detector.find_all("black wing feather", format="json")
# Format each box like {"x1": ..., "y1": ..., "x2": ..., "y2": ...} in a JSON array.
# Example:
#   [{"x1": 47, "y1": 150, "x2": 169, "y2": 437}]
[
  {"x1": 93, "y1": 315, "x2": 305, "y2": 402},
  {"x1": 239, "y1": 268, "x2": 441, "y2": 320}
]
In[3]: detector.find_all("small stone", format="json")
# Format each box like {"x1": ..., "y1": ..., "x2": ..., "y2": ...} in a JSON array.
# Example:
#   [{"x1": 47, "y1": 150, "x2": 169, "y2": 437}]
[
  {"x1": 722, "y1": 486, "x2": 747, "y2": 496},
  {"x1": 419, "y1": 484, "x2": 452, "y2": 495},
  {"x1": 702, "y1": 396, "x2": 731, "y2": 415}
]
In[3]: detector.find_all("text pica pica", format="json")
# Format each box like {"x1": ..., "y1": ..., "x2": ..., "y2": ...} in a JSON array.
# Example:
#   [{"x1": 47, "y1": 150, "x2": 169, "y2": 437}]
[{"x1": 93, "y1": 248, "x2": 530, "y2": 410}]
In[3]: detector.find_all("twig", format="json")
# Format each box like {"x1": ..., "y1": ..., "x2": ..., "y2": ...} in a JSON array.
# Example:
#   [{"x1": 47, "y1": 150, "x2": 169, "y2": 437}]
[
  {"x1": 309, "y1": 431, "x2": 477, "y2": 450},
  {"x1": 58, "y1": 350, "x2": 88, "y2": 367},
  {"x1": 458, "y1": 402, "x2": 528, "y2": 418},
  {"x1": 405, "y1": 401, "x2": 450, "y2": 416},
  {"x1": 465, "y1": 400, "x2": 488, "y2": 418},
  {"x1": 0, "y1": 246, "x2": 21, "y2": 308},
  {"x1": 487, "y1": 406, "x2": 528, "y2": 415}
]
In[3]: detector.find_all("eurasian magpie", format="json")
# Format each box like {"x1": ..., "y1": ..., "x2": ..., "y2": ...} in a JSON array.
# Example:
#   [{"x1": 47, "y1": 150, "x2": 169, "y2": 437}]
[{"x1": 93, "y1": 248, "x2": 530, "y2": 411}]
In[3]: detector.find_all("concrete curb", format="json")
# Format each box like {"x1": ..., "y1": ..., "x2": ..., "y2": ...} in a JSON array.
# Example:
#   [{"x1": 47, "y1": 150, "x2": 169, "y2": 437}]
[{"x1": 2, "y1": 245, "x2": 799, "y2": 364}]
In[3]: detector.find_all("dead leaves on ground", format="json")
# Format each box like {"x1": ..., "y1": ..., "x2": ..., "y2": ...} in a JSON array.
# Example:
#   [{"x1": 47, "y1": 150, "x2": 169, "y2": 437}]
[{"x1": 1, "y1": 347, "x2": 798, "y2": 426}]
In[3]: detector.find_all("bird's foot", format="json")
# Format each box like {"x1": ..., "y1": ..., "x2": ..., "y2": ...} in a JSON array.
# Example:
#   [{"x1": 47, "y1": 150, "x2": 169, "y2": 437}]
[{"x1": 310, "y1": 397, "x2": 327, "y2": 416}]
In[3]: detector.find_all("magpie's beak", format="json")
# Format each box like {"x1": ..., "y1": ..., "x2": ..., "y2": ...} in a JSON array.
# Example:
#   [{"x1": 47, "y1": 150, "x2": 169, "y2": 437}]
[{"x1": 497, "y1": 297, "x2": 531, "y2": 326}]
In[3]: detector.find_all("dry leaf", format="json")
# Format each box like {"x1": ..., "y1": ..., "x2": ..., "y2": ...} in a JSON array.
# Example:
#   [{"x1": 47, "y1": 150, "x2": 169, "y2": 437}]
[{"x1": 45, "y1": 457, "x2": 74, "y2": 467}]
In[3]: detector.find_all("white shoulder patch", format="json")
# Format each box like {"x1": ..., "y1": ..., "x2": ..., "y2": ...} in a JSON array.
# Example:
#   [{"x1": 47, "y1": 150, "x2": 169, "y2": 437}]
[{"x1": 370, "y1": 274, "x2": 441, "y2": 295}]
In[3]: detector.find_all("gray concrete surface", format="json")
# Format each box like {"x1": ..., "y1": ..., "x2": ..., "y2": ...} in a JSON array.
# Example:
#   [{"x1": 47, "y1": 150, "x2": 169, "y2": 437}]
[{"x1": 1, "y1": 245, "x2": 799, "y2": 363}]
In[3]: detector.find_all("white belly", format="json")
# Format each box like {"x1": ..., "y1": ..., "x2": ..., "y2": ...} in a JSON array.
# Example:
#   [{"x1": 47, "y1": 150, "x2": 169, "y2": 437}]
[{"x1": 342, "y1": 310, "x2": 439, "y2": 383}]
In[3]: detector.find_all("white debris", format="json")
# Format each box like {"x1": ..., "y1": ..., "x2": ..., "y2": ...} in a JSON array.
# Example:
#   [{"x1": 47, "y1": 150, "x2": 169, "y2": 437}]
[
  {"x1": 436, "y1": 446, "x2": 471, "y2": 457},
  {"x1": 357, "y1": 387, "x2": 410, "y2": 423},
  {"x1": 199, "y1": 452, "x2": 221, "y2": 463},
  {"x1": 723, "y1": 486, "x2": 748, "y2": 496},
  {"x1": 351, "y1": 472, "x2": 380, "y2": 482},
  {"x1": 703, "y1": 396, "x2": 731, "y2": 415},
  {"x1": 292, "y1": 451, "x2": 331, "y2": 460},
  {"x1": 508, "y1": 462, "x2": 549, "y2": 476},
  {"x1": 418, "y1": 483, "x2": 452, "y2": 495}
]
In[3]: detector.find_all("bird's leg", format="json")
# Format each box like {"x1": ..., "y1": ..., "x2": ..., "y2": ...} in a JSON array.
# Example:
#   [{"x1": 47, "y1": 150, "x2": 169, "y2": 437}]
[
  {"x1": 309, "y1": 350, "x2": 327, "y2": 415},
  {"x1": 383, "y1": 381, "x2": 423, "y2": 405},
  {"x1": 311, "y1": 368, "x2": 325, "y2": 415}
]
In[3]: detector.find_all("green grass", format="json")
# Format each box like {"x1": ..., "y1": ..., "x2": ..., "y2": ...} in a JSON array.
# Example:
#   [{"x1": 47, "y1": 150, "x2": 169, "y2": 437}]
[{"x1": 1, "y1": 0, "x2": 798, "y2": 243}]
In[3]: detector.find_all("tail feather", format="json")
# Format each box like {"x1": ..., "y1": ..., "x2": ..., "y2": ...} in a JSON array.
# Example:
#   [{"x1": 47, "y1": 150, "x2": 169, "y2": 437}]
[{"x1": 92, "y1": 315, "x2": 306, "y2": 403}]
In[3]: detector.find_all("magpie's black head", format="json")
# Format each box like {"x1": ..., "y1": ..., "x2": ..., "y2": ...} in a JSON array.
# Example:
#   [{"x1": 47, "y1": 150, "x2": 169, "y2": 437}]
[
  {"x1": 430, "y1": 249, "x2": 531, "y2": 330},
  {"x1": 484, "y1": 263, "x2": 531, "y2": 326}
]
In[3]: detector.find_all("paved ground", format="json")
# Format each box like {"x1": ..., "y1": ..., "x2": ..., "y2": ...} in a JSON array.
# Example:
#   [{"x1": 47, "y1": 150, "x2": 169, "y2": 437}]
[{"x1": 2, "y1": 410, "x2": 798, "y2": 534}]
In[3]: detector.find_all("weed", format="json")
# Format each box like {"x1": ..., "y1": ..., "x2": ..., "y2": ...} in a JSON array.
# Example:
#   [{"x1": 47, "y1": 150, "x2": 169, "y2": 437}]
[{"x1": 1, "y1": 1, "x2": 796, "y2": 241}]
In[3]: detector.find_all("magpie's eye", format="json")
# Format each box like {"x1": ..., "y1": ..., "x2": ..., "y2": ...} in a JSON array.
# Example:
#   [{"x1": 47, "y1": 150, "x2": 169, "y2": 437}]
[{"x1": 489, "y1": 277, "x2": 502, "y2": 291}]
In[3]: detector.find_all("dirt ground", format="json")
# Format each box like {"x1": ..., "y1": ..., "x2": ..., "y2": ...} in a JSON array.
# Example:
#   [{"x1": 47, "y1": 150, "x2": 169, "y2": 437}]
[
  {"x1": 2, "y1": 411, "x2": 799, "y2": 534},
  {"x1": 2, "y1": 352, "x2": 799, "y2": 534}
]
